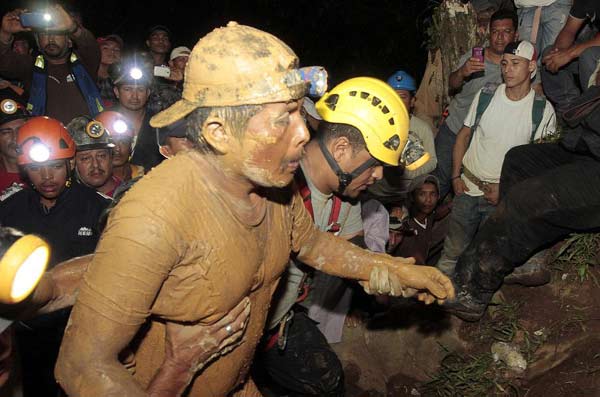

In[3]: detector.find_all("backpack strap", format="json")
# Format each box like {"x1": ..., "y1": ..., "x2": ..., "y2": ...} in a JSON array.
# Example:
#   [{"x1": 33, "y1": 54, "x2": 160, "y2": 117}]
[
  {"x1": 467, "y1": 82, "x2": 499, "y2": 148},
  {"x1": 295, "y1": 169, "x2": 343, "y2": 233},
  {"x1": 530, "y1": 94, "x2": 546, "y2": 143}
]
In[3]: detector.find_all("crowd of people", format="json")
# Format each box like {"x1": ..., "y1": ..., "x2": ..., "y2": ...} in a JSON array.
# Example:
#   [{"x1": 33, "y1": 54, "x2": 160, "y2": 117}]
[{"x1": 0, "y1": 0, "x2": 598, "y2": 396}]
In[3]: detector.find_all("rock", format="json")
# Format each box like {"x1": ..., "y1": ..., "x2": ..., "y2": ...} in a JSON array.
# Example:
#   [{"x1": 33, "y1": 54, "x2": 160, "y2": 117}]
[{"x1": 491, "y1": 342, "x2": 527, "y2": 372}]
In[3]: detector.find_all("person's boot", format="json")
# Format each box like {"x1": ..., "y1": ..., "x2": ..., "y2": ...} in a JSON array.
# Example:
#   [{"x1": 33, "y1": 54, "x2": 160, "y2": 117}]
[
  {"x1": 504, "y1": 250, "x2": 551, "y2": 287},
  {"x1": 442, "y1": 289, "x2": 488, "y2": 322}
]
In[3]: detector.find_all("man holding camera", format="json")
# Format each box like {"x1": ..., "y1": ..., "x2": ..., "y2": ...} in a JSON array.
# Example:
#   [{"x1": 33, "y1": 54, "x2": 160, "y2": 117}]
[
  {"x1": 433, "y1": 9, "x2": 519, "y2": 199},
  {"x1": 0, "y1": 5, "x2": 103, "y2": 125}
]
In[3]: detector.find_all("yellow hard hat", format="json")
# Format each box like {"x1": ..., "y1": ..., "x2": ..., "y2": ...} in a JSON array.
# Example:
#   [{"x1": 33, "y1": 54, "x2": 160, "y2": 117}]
[{"x1": 316, "y1": 77, "x2": 410, "y2": 166}]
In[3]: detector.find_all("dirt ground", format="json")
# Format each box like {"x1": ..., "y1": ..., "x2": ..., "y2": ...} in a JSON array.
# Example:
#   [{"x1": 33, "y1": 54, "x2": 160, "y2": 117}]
[{"x1": 334, "y1": 261, "x2": 600, "y2": 396}]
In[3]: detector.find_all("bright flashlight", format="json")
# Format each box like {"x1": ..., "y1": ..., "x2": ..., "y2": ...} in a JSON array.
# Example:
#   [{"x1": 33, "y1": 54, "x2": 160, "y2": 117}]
[
  {"x1": 129, "y1": 67, "x2": 143, "y2": 80},
  {"x1": 113, "y1": 119, "x2": 128, "y2": 134},
  {"x1": 29, "y1": 143, "x2": 50, "y2": 163},
  {"x1": 0, "y1": 232, "x2": 50, "y2": 304},
  {"x1": 43, "y1": 13, "x2": 52, "y2": 22}
]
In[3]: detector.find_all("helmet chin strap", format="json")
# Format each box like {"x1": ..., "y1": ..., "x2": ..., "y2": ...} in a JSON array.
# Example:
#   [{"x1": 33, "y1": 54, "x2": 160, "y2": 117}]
[{"x1": 318, "y1": 136, "x2": 379, "y2": 195}]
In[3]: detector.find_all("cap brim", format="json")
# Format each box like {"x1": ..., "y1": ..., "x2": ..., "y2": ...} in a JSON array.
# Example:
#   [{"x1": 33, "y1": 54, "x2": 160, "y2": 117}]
[{"x1": 150, "y1": 99, "x2": 198, "y2": 128}]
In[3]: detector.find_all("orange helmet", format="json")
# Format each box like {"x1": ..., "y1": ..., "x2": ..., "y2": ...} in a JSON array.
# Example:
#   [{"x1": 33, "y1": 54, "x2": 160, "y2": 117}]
[
  {"x1": 17, "y1": 116, "x2": 75, "y2": 165},
  {"x1": 95, "y1": 111, "x2": 134, "y2": 139}
]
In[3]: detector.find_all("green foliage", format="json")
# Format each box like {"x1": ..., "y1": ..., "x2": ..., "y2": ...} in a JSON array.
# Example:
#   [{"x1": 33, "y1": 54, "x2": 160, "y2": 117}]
[
  {"x1": 420, "y1": 350, "x2": 518, "y2": 396},
  {"x1": 551, "y1": 233, "x2": 600, "y2": 285}
]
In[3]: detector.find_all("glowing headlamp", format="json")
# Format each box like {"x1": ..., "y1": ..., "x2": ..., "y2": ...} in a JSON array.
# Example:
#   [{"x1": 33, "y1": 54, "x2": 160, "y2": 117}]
[
  {"x1": 401, "y1": 132, "x2": 431, "y2": 171},
  {"x1": 43, "y1": 13, "x2": 52, "y2": 22},
  {"x1": 299, "y1": 66, "x2": 329, "y2": 97},
  {"x1": 113, "y1": 119, "x2": 128, "y2": 134},
  {"x1": 129, "y1": 67, "x2": 143, "y2": 80},
  {"x1": 0, "y1": 229, "x2": 50, "y2": 304},
  {"x1": 28, "y1": 143, "x2": 51, "y2": 163}
]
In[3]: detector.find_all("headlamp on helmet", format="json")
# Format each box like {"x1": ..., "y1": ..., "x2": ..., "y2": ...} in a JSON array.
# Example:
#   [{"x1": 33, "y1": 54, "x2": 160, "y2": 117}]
[
  {"x1": 129, "y1": 67, "x2": 143, "y2": 81},
  {"x1": 299, "y1": 66, "x2": 328, "y2": 97},
  {"x1": 113, "y1": 119, "x2": 128, "y2": 134},
  {"x1": 28, "y1": 142, "x2": 51, "y2": 163}
]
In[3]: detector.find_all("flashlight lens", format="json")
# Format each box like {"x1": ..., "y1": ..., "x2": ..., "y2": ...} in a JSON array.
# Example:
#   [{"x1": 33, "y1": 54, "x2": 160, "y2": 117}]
[
  {"x1": 11, "y1": 245, "x2": 49, "y2": 302},
  {"x1": 43, "y1": 13, "x2": 52, "y2": 21},
  {"x1": 130, "y1": 67, "x2": 143, "y2": 80},
  {"x1": 113, "y1": 120, "x2": 128, "y2": 134},
  {"x1": 29, "y1": 144, "x2": 50, "y2": 163}
]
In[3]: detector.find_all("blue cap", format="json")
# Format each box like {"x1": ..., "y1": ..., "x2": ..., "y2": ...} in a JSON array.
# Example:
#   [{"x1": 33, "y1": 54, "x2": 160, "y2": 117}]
[{"x1": 386, "y1": 70, "x2": 417, "y2": 92}]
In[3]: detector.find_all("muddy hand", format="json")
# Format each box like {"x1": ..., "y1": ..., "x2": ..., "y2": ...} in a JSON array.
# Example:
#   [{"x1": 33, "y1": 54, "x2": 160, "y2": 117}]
[
  {"x1": 361, "y1": 263, "x2": 454, "y2": 304},
  {"x1": 395, "y1": 265, "x2": 455, "y2": 302},
  {"x1": 164, "y1": 297, "x2": 251, "y2": 372},
  {"x1": 359, "y1": 256, "x2": 414, "y2": 296}
]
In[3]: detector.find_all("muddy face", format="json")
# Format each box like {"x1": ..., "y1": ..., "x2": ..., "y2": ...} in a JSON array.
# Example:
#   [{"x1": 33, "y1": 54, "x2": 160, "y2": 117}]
[{"x1": 240, "y1": 100, "x2": 309, "y2": 188}]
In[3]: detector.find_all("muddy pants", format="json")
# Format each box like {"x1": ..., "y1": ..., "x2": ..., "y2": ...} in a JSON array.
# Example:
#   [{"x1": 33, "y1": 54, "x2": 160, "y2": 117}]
[
  {"x1": 454, "y1": 143, "x2": 600, "y2": 303},
  {"x1": 256, "y1": 311, "x2": 344, "y2": 397}
]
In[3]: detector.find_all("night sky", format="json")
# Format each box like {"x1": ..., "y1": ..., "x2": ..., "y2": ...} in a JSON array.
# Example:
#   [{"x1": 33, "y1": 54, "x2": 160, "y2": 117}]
[{"x1": 2, "y1": 1, "x2": 435, "y2": 85}]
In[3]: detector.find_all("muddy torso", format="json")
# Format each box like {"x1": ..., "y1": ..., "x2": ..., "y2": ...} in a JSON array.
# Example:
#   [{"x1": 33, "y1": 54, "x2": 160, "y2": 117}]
[{"x1": 79, "y1": 150, "x2": 310, "y2": 396}]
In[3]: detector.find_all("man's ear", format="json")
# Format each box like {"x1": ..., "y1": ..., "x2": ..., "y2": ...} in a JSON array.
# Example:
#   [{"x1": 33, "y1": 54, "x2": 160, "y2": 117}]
[
  {"x1": 113, "y1": 86, "x2": 119, "y2": 99},
  {"x1": 168, "y1": 60, "x2": 174, "y2": 68},
  {"x1": 329, "y1": 136, "x2": 352, "y2": 163},
  {"x1": 529, "y1": 59, "x2": 536, "y2": 75},
  {"x1": 67, "y1": 37, "x2": 73, "y2": 49},
  {"x1": 159, "y1": 145, "x2": 172, "y2": 159},
  {"x1": 201, "y1": 116, "x2": 233, "y2": 155},
  {"x1": 145, "y1": 40, "x2": 150, "y2": 49}
]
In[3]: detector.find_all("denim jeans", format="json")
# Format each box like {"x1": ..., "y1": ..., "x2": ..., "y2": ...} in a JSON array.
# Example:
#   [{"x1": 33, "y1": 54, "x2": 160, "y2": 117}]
[
  {"x1": 432, "y1": 121, "x2": 457, "y2": 199},
  {"x1": 517, "y1": 0, "x2": 571, "y2": 64},
  {"x1": 454, "y1": 143, "x2": 600, "y2": 304},
  {"x1": 436, "y1": 193, "x2": 495, "y2": 276},
  {"x1": 541, "y1": 45, "x2": 600, "y2": 114}
]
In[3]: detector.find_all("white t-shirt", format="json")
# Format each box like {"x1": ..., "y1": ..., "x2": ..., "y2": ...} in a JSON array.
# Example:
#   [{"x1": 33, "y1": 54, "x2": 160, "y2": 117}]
[
  {"x1": 515, "y1": 0, "x2": 557, "y2": 7},
  {"x1": 461, "y1": 84, "x2": 556, "y2": 196}
]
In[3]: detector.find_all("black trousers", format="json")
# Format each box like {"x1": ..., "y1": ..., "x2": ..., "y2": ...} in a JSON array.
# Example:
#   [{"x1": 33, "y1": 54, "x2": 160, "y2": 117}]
[
  {"x1": 255, "y1": 311, "x2": 344, "y2": 397},
  {"x1": 454, "y1": 143, "x2": 600, "y2": 302}
]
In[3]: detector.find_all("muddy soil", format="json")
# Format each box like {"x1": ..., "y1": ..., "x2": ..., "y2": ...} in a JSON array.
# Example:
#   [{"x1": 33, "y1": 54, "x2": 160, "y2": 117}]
[{"x1": 336, "y1": 266, "x2": 600, "y2": 396}]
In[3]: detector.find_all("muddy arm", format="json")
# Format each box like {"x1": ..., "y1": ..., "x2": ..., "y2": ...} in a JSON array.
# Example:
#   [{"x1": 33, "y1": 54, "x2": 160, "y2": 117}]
[
  {"x1": 27, "y1": 255, "x2": 92, "y2": 316},
  {"x1": 290, "y1": 192, "x2": 454, "y2": 300}
]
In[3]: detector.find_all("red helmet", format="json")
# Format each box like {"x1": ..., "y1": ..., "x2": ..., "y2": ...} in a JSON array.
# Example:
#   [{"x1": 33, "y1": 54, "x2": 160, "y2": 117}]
[
  {"x1": 95, "y1": 110, "x2": 134, "y2": 139},
  {"x1": 17, "y1": 116, "x2": 75, "y2": 165}
]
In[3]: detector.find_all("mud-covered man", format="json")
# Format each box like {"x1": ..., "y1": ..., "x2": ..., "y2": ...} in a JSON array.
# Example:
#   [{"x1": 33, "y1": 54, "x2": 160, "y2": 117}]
[{"x1": 56, "y1": 22, "x2": 454, "y2": 397}]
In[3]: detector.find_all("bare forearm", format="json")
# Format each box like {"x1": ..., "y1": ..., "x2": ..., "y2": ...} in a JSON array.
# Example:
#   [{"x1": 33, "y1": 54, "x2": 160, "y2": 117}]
[
  {"x1": 452, "y1": 127, "x2": 470, "y2": 177},
  {"x1": 568, "y1": 34, "x2": 600, "y2": 58},
  {"x1": 448, "y1": 69, "x2": 465, "y2": 91}
]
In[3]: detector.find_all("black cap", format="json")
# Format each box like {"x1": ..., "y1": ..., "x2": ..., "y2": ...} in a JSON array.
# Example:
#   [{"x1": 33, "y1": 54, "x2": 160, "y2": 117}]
[
  {"x1": 156, "y1": 118, "x2": 187, "y2": 146},
  {"x1": 0, "y1": 90, "x2": 29, "y2": 126},
  {"x1": 147, "y1": 25, "x2": 172, "y2": 39}
]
